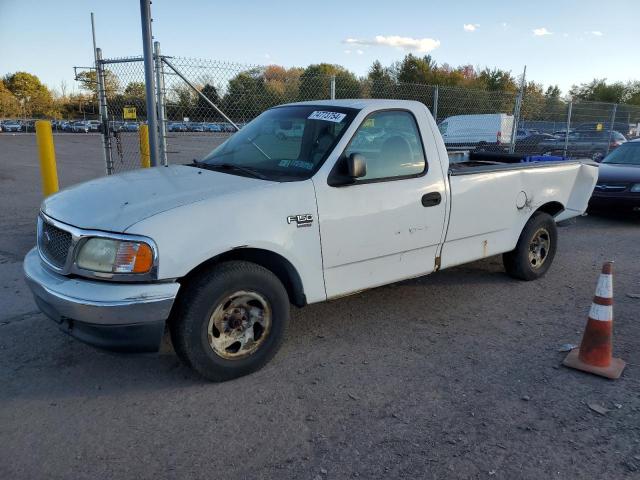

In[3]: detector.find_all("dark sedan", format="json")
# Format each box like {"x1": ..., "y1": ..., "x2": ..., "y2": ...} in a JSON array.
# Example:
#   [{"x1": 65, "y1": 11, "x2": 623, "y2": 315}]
[{"x1": 589, "y1": 139, "x2": 640, "y2": 212}]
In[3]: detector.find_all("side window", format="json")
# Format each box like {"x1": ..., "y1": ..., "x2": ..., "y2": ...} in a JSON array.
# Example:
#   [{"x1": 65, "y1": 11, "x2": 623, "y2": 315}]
[{"x1": 344, "y1": 110, "x2": 426, "y2": 181}]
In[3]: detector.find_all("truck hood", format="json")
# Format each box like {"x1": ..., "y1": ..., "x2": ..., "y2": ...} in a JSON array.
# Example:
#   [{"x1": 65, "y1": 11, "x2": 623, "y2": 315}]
[
  {"x1": 597, "y1": 163, "x2": 640, "y2": 183},
  {"x1": 42, "y1": 165, "x2": 269, "y2": 232}
]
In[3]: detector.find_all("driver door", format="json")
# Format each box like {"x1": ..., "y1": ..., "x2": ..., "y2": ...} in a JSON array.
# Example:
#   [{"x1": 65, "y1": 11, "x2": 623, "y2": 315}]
[{"x1": 313, "y1": 109, "x2": 447, "y2": 298}]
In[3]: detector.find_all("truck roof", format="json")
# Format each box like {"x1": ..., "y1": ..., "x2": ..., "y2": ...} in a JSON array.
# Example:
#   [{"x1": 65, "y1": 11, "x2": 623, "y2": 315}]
[{"x1": 279, "y1": 99, "x2": 427, "y2": 111}]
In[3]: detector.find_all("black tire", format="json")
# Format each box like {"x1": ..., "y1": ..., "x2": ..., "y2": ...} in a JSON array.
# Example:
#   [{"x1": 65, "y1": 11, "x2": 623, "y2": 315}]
[
  {"x1": 170, "y1": 261, "x2": 289, "y2": 382},
  {"x1": 503, "y1": 212, "x2": 558, "y2": 281}
]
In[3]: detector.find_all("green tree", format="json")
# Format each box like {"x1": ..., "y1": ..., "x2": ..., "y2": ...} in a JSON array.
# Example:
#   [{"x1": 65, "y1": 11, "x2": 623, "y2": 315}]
[
  {"x1": 222, "y1": 68, "x2": 269, "y2": 121},
  {"x1": 76, "y1": 69, "x2": 120, "y2": 97},
  {"x1": 569, "y1": 79, "x2": 626, "y2": 103},
  {"x1": 0, "y1": 80, "x2": 21, "y2": 117},
  {"x1": 298, "y1": 63, "x2": 360, "y2": 100},
  {"x1": 196, "y1": 83, "x2": 223, "y2": 120},
  {"x1": 124, "y1": 81, "x2": 146, "y2": 98},
  {"x1": 367, "y1": 61, "x2": 396, "y2": 98},
  {"x1": 3, "y1": 72, "x2": 57, "y2": 117}
]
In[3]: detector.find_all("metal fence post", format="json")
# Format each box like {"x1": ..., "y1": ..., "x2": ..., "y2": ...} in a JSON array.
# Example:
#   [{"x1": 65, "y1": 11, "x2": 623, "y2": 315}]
[
  {"x1": 140, "y1": 0, "x2": 159, "y2": 167},
  {"x1": 509, "y1": 67, "x2": 526, "y2": 154},
  {"x1": 330, "y1": 75, "x2": 336, "y2": 100},
  {"x1": 96, "y1": 48, "x2": 113, "y2": 175},
  {"x1": 154, "y1": 41, "x2": 168, "y2": 166},
  {"x1": 432, "y1": 85, "x2": 439, "y2": 122},
  {"x1": 606, "y1": 103, "x2": 618, "y2": 156},
  {"x1": 563, "y1": 100, "x2": 573, "y2": 158}
]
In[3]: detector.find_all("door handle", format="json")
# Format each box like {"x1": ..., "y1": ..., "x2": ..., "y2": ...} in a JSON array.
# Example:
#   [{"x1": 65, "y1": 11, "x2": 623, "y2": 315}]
[{"x1": 421, "y1": 192, "x2": 442, "y2": 207}]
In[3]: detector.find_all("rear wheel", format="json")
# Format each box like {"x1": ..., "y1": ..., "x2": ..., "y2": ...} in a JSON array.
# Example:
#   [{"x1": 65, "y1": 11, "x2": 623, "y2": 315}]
[
  {"x1": 503, "y1": 212, "x2": 558, "y2": 280},
  {"x1": 170, "y1": 261, "x2": 289, "y2": 381}
]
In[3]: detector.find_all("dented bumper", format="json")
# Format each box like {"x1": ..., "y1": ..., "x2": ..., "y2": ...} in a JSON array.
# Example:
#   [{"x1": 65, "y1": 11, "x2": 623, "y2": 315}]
[{"x1": 23, "y1": 248, "x2": 179, "y2": 352}]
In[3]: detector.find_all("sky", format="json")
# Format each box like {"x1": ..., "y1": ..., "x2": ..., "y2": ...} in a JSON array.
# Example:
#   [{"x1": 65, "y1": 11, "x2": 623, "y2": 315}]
[{"x1": 0, "y1": 0, "x2": 637, "y2": 95}]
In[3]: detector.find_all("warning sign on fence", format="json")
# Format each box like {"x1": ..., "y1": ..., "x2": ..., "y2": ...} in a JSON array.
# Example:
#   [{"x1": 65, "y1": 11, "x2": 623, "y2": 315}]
[{"x1": 123, "y1": 107, "x2": 137, "y2": 120}]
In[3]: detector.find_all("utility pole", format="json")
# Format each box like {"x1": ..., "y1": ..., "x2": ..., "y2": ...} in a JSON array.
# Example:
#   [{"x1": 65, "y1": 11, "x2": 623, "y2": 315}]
[{"x1": 140, "y1": 0, "x2": 159, "y2": 166}]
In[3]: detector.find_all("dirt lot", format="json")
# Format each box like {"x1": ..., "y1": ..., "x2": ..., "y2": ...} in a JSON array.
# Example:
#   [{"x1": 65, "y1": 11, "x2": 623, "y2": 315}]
[{"x1": 1, "y1": 134, "x2": 639, "y2": 480}]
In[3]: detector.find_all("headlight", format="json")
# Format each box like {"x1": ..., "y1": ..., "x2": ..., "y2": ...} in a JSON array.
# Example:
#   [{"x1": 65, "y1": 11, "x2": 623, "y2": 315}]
[
  {"x1": 77, "y1": 238, "x2": 154, "y2": 274},
  {"x1": 630, "y1": 184, "x2": 640, "y2": 193}
]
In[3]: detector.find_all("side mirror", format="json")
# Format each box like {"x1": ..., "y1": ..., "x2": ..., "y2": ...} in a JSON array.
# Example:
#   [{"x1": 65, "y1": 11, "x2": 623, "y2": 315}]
[{"x1": 347, "y1": 153, "x2": 367, "y2": 178}]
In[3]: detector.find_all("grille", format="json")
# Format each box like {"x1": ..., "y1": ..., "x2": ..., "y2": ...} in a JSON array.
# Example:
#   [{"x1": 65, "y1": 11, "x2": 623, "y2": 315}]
[
  {"x1": 594, "y1": 183, "x2": 628, "y2": 192},
  {"x1": 39, "y1": 219, "x2": 72, "y2": 268}
]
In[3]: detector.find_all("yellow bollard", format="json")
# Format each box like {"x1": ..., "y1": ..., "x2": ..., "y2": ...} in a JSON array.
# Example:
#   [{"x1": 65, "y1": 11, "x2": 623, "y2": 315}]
[
  {"x1": 35, "y1": 120, "x2": 59, "y2": 196},
  {"x1": 139, "y1": 124, "x2": 151, "y2": 168}
]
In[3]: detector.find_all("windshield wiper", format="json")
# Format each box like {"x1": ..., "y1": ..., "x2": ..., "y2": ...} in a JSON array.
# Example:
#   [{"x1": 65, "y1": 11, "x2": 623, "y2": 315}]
[{"x1": 192, "y1": 160, "x2": 268, "y2": 180}]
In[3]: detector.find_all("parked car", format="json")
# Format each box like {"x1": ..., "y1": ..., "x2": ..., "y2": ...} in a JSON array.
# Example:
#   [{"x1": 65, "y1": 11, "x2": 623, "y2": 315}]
[
  {"x1": 516, "y1": 128, "x2": 539, "y2": 140},
  {"x1": 87, "y1": 120, "x2": 102, "y2": 132},
  {"x1": 23, "y1": 99, "x2": 597, "y2": 381},
  {"x1": 575, "y1": 122, "x2": 631, "y2": 138},
  {"x1": 71, "y1": 121, "x2": 89, "y2": 133},
  {"x1": 204, "y1": 123, "x2": 222, "y2": 132},
  {"x1": 438, "y1": 113, "x2": 514, "y2": 148},
  {"x1": 589, "y1": 139, "x2": 640, "y2": 212},
  {"x1": 167, "y1": 122, "x2": 187, "y2": 132},
  {"x1": 539, "y1": 130, "x2": 627, "y2": 161},
  {"x1": 122, "y1": 122, "x2": 140, "y2": 132},
  {"x1": 189, "y1": 122, "x2": 206, "y2": 132},
  {"x1": 475, "y1": 133, "x2": 559, "y2": 155},
  {"x1": 3, "y1": 121, "x2": 22, "y2": 132}
]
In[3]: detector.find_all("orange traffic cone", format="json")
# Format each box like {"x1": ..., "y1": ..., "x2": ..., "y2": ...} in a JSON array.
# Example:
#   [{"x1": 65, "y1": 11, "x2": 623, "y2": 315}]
[{"x1": 563, "y1": 261, "x2": 626, "y2": 379}]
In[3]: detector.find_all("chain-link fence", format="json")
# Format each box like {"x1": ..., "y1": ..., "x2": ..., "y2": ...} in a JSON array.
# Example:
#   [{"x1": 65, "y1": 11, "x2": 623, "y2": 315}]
[{"x1": 93, "y1": 53, "x2": 640, "y2": 174}]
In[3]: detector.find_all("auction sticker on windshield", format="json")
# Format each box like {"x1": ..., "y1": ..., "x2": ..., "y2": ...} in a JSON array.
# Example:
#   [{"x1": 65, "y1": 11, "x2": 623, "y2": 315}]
[{"x1": 308, "y1": 111, "x2": 347, "y2": 123}]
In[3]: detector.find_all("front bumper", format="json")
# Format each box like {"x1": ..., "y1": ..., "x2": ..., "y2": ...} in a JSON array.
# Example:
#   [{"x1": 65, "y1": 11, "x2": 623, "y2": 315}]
[
  {"x1": 23, "y1": 248, "x2": 180, "y2": 352},
  {"x1": 589, "y1": 193, "x2": 640, "y2": 211}
]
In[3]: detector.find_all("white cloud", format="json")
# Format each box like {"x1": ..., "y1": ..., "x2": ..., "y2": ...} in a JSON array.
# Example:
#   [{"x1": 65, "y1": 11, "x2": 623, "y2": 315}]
[
  {"x1": 356, "y1": 49, "x2": 364, "y2": 55},
  {"x1": 501, "y1": 22, "x2": 508, "y2": 28},
  {"x1": 263, "y1": 53, "x2": 271, "y2": 60},
  {"x1": 590, "y1": 30, "x2": 604, "y2": 36},
  {"x1": 463, "y1": 23, "x2": 479, "y2": 32},
  {"x1": 344, "y1": 35, "x2": 440, "y2": 53},
  {"x1": 343, "y1": 49, "x2": 351, "y2": 54},
  {"x1": 533, "y1": 27, "x2": 552, "y2": 36}
]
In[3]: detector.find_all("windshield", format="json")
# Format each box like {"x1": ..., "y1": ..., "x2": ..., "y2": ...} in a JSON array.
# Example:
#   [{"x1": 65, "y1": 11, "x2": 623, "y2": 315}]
[
  {"x1": 602, "y1": 143, "x2": 640, "y2": 165},
  {"x1": 200, "y1": 105, "x2": 358, "y2": 181}
]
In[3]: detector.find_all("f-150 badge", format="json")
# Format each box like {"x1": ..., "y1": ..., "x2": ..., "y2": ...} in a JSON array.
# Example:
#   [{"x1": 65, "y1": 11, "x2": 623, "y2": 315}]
[{"x1": 287, "y1": 214, "x2": 313, "y2": 228}]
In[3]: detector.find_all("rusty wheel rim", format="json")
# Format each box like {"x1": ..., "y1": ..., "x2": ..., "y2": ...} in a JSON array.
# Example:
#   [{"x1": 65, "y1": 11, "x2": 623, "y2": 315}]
[
  {"x1": 207, "y1": 290, "x2": 272, "y2": 360},
  {"x1": 528, "y1": 227, "x2": 550, "y2": 269}
]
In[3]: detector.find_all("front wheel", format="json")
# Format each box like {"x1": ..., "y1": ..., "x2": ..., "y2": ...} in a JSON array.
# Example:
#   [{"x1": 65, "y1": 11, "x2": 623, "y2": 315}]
[
  {"x1": 170, "y1": 261, "x2": 290, "y2": 381},
  {"x1": 503, "y1": 212, "x2": 558, "y2": 281}
]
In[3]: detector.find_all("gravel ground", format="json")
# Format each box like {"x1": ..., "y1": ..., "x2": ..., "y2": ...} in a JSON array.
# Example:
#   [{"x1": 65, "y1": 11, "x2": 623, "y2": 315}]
[{"x1": 1, "y1": 134, "x2": 639, "y2": 480}]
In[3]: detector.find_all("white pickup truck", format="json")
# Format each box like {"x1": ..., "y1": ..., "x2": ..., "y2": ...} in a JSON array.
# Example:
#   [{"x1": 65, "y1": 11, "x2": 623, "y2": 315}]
[{"x1": 24, "y1": 100, "x2": 598, "y2": 381}]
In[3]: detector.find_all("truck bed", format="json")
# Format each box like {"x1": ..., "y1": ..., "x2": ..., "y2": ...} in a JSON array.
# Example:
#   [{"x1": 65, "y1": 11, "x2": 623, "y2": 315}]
[{"x1": 448, "y1": 151, "x2": 587, "y2": 176}]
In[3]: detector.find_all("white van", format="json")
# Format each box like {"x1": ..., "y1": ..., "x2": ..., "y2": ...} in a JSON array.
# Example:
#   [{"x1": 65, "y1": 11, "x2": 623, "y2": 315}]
[{"x1": 438, "y1": 113, "x2": 514, "y2": 148}]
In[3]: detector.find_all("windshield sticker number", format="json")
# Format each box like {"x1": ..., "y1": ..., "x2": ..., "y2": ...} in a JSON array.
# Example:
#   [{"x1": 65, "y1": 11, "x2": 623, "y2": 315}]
[
  {"x1": 278, "y1": 160, "x2": 314, "y2": 170},
  {"x1": 308, "y1": 111, "x2": 346, "y2": 123}
]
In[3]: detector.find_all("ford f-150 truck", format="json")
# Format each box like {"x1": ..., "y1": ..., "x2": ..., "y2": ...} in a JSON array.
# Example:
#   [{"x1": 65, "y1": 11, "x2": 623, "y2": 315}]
[{"x1": 24, "y1": 100, "x2": 598, "y2": 381}]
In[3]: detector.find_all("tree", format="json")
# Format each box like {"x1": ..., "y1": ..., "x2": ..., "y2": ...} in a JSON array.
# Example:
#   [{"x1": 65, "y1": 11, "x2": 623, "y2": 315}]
[
  {"x1": 124, "y1": 81, "x2": 146, "y2": 98},
  {"x1": 76, "y1": 69, "x2": 120, "y2": 97},
  {"x1": 3, "y1": 72, "x2": 57, "y2": 117},
  {"x1": 298, "y1": 63, "x2": 360, "y2": 101},
  {"x1": 0, "y1": 80, "x2": 21, "y2": 117},
  {"x1": 196, "y1": 83, "x2": 223, "y2": 120},
  {"x1": 367, "y1": 61, "x2": 396, "y2": 98},
  {"x1": 395, "y1": 54, "x2": 433, "y2": 85},
  {"x1": 569, "y1": 79, "x2": 627, "y2": 103},
  {"x1": 222, "y1": 69, "x2": 269, "y2": 121}
]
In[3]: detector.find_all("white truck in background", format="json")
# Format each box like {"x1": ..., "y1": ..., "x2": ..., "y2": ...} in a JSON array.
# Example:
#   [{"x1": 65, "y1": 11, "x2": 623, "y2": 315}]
[
  {"x1": 24, "y1": 100, "x2": 597, "y2": 381},
  {"x1": 438, "y1": 113, "x2": 514, "y2": 149}
]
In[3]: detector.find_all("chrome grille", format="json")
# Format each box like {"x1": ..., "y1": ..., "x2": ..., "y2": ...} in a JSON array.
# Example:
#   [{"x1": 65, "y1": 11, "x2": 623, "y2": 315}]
[
  {"x1": 594, "y1": 183, "x2": 628, "y2": 192},
  {"x1": 38, "y1": 218, "x2": 72, "y2": 269}
]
